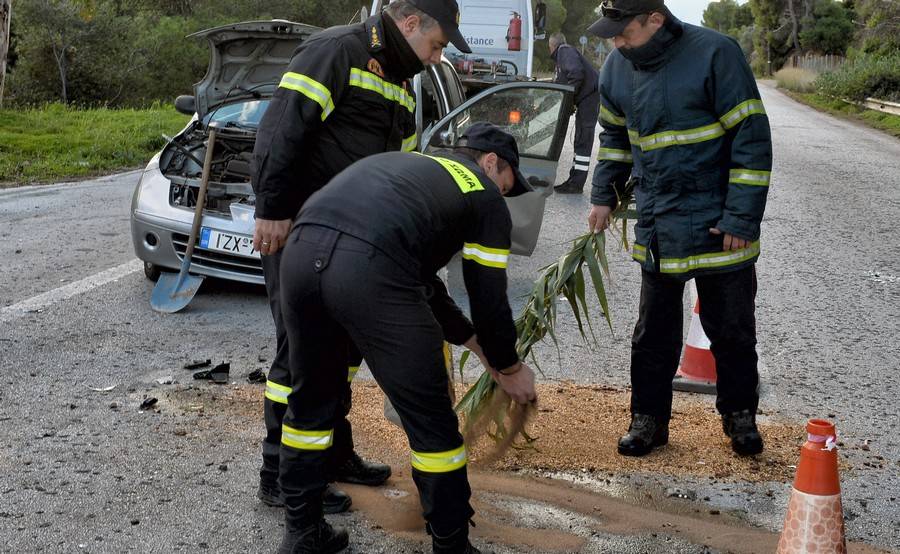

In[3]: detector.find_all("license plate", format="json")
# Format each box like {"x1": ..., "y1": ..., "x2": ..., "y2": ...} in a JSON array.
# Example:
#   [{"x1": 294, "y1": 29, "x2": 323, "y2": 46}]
[{"x1": 199, "y1": 228, "x2": 259, "y2": 259}]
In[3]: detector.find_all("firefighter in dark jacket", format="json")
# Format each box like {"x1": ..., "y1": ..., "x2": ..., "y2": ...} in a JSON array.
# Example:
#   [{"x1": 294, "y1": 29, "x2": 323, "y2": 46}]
[
  {"x1": 275, "y1": 123, "x2": 537, "y2": 554},
  {"x1": 586, "y1": 0, "x2": 773, "y2": 457},
  {"x1": 550, "y1": 32, "x2": 600, "y2": 194},
  {"x1": 250, "y1": 0, "x2": 472, "y2": 514}
]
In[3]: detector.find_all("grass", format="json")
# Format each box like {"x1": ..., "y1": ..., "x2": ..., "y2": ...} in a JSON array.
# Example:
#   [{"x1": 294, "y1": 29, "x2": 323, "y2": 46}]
[
  {"x1": 774, "y1": 67, "x2": 819, "y2": 94},
  {"x1": 785, "y1": 91, "x2": 900, "y2": 139},
  {"x1": 0, "y1": 103, "x2": 191, "y2": 185}
]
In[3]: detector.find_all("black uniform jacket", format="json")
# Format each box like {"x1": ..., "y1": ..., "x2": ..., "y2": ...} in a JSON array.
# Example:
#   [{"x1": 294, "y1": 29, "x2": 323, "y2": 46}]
[
  {"x1": 552, "y1": 44, "x2": 599, "y2": 104},
  {"x1": 252, "y1": 15, "x2": 418, "y2": 221},
  {"x1": 298, "y1": 151, "x2": 520, "y2": 371}
]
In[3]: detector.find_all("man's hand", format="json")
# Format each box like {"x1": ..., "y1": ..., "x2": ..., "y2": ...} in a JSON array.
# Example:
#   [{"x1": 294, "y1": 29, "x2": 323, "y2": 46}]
[
  {"x1": 588, "y1": 205, "x2": 613, "y2": 234},
  {"x1": 254, "y1": 218, "x2": 292, "y2": 256},
  {"x1": 709, "y1": 227, "x2": 749, "y2": 251},
  {"x1": 490, "y1": 362, "x2": 537, "y2": 405}
]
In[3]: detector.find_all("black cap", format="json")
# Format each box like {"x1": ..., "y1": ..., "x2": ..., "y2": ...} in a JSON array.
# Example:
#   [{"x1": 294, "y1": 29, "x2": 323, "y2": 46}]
[
  {"x1": 588, "y1": 0, "x2": 665, "y2": 39},
  {"x1": 457, "y1": 122, "x2": 531, "y2": 197},
  {"x1": 409, "y1": 0, "x2": 472, "y2": 53}
]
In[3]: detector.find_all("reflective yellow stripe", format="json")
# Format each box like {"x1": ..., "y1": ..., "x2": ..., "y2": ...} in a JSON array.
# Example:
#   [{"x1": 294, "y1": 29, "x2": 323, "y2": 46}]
[
  {"x1": 729, "y1": 168, "x2": 771, "y2": 186},
  {"x1": 462, "y1": 243, "x2": 510, "y2": 269},
  {"x1": 265, "y1": 380, "x2": 290, "y2": 404},
  {"x1": 597, "y1": 147, "x2": 633, "y2": 163},
  {"x1": 279, "y1": 72, "x2": 335, "y2": 121},
  {"x1": 632, "y1": 243, "x2": 647, "y2": 262},
  {"x1": 410, "y1": 445, "x2": 467, "y2": 473},
  {"x1": 347, "y1": 365, "x2": 359, "y2": 383},
  {"x1": 627, "y1": 129, "x2": 639, "y2": 145},
  {"x1": 635, "y1": 122, "x2": 726, "y2": 152},
  {"x1": 281, "y1": 425, "x2": 333, "y2": 451},
  {"x1": 600, "y1": 104, "x2": 626, "y2": 127},
  {"x1": 660, "y1": 241, "x2": 760, "y2": 274},
  {"x1": 424, "y1": 155, "x2": 485, "y2": 194},
  {"x1": 719, "y1": 99, "x2": 767, "y2": 130},
  {"x1": 349, "y1": 68, "x2": 415, "y2": 113},
  {"x1": 402, "y1": 133, "x2": 418, "y2": 152}
]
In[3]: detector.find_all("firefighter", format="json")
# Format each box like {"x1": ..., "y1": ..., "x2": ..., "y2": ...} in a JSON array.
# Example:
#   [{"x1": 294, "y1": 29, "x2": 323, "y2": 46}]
[
  {"x1": 586, "y1": 0, "x2": 772, "y2": 457},
  {"x1": 251, "y1": 0, "x2": 472, "y2": 513},
  {"x1": 549, "y1": 32, "x2": 600, "y2": 194},
  {"x1": 275, "y1": 123, "x2": 537, "y2": 553}
]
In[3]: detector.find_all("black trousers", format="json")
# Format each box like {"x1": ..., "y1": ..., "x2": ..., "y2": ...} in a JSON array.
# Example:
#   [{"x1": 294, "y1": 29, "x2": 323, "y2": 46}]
[
  {"x1": 564, "y1": 90, "x2": 600, "y2": 187},
  {"x1": 259, "y1": 248, "x2": 357, "y2": 486},
  {"x1": 278, "y1": 225, "x2": 473, "y2": 532},
  {"x1": 630, "y1": 266, "x2": 759, "y2": 419}
]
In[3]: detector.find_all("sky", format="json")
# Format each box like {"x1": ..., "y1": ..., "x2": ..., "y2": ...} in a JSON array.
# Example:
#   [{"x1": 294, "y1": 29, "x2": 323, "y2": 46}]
[{"x1": 668, "y1": 0, "x2": 714, "y2": 25}]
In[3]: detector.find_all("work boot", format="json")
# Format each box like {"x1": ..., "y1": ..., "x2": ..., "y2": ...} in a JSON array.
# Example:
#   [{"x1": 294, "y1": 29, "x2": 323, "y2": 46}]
[
  {"x1": 722, "y1": 409, "x2": 764, "y2": 456},
  {"x1": 333, "y1": 451, "x2": 391, "y2": 486},
  {"x1": 429, "y1": 523, "x2": 484, "y2": 554},
  {"x1": 276, "y1": 519, "x2": 349, "y2": 554},
  {"x1": 617, "y1": 413, "x2": 669, "y2": 457},
  {"x1": 258, "y1": 482, "x2": 352, "y2": 514},
  {"x1": 553, "y1": 179, "x2": 584, "y2": 194}
]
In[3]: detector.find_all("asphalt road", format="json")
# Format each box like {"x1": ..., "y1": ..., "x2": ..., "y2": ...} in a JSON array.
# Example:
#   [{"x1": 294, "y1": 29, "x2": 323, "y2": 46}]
[{"x1": 1, "y1": 83, "x2": 898, "y2": 553}]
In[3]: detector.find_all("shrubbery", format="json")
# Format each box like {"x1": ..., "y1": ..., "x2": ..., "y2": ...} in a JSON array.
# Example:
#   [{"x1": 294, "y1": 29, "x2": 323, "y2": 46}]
[
  {"x1": 815, "y1": 52, "x2": 900, "y2": 102},
  {"x1": 774, "y1": 67, "x2": 819, "y2": 93}
]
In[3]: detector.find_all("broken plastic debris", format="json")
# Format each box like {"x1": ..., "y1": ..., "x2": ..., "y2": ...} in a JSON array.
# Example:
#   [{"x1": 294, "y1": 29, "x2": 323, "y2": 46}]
[
  {"x1": 247, "y1": 369, "x2": 266, "y2": 383},
  {"x1": 86, "y1": 384, "x2": 117, "y2": 392},
  {"x1": 139, "y1": 397, "x2": 158, "y2": 410},
  {"x1": 194, "y1": 362, "x2": 230, "y2": 384},
  {"x1": 183, "y1": 359, "x2": 212, "y2": 370}
]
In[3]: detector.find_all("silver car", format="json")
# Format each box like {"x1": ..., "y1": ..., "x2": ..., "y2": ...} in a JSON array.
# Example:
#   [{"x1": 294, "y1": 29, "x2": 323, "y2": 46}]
[{"x1": 131, "y1": 20, "x2": 574, "y2": 285}]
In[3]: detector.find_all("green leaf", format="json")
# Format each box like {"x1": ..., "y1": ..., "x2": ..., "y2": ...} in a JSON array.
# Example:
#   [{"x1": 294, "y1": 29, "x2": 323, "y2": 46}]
[{"x1": 457, "y1": 350, "x2": 471, "y2": 382}]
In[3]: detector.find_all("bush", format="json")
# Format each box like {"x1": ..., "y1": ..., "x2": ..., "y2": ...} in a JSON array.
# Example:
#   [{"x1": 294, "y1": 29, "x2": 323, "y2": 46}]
[
  {"x1": 774, "y1": 67, "x2": 819, "y2": 93},
  {"x1": 816, "y1": 52, "x2": 900, "y2": 101}
]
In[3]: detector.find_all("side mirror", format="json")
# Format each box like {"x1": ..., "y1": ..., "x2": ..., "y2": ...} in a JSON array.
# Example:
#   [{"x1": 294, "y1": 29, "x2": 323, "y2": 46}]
[
  {"x1": 534, "y1": 1, "x2": 548, "y2": 39},
  {"x1": 174, "y1": 95, "x2": 196, "y2": 116}
]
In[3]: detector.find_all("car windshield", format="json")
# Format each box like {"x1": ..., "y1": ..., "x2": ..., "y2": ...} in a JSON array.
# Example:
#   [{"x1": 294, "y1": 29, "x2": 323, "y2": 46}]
[{"x1": 202, "y1": 100, "x2": 270, "y2": 129}]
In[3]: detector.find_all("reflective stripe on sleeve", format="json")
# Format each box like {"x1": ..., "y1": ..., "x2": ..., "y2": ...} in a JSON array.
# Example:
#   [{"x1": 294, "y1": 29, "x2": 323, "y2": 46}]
[
  {"x1": 660, "y1": 241, "x2": 760, "y2": 274},
  {"x1": 265, "y1": 380, "x2": 290, "y2": 405},
  {"x1": 600, "y1": 105, "x2": 626, "y2": 127},
  {"x1": 348, "y1": 365, "x2": 359, "y2": 383},
  {"x1": 402, "y1": 133, "x2": 418, "y2": 152},
  {"x1": 410, "y1": 445, "x2": 467, "y2": 473},
  {"x1": 719, "y1": 99, "x2": 767, "y2": 130},
  {"x1": 632, "y1": 243, "x2": 647, "y2": 262},
  {"x1": 462, "y1": 243, "x2": 510, "y2": 269},
  {"x1": 729, "y1": 168, "x2": 771, "y2": 186},
  {"x1": 597, "y1": 147, "x2": 633, "y2": 163},
  {"x1": 281, "y1": 425, "x2": 334, "y2": 451},
  {"x1": 279, "y1": 72, "x2": 335, "y2": 121},
  {"x1": 349, "y1": 68, "x2": 415, "y2": 113},
  {"x1": 635, "y1": 122, "x2": 726, "y2": 152}
]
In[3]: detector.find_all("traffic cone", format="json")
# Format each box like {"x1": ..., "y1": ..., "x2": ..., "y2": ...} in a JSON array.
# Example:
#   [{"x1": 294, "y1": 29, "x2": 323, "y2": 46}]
[
  {"x1": 777, "y1": 419, "x2": 847, "y2": 554},
  {"x1": 672, "y1": 299, "x2": 717, "y2": 394}
]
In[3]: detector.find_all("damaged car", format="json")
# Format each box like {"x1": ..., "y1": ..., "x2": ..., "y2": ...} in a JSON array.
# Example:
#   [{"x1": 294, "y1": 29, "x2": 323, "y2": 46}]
[{"x1": 131, "y1": 19, "x2": 574, "y2": 285}]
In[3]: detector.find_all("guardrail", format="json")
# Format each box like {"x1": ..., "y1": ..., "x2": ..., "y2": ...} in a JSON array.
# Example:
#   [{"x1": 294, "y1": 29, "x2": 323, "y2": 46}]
[{"x1": 859, "y1": 97, "x2": 900, "y2": 116}]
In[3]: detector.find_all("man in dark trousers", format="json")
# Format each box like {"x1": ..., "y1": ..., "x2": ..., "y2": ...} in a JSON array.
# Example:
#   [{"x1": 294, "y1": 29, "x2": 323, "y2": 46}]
[
  {"x1": 550, "y1": 32, "x2": 600, "y2": 194},
  {"x1": 586, "y1": 0, "x2": 772, "y2": 457},
  {"x1": 275, "y1": 123, "x2": 537, "y2": 553},
  {"x1": 251, "y1": 0, "x2": 472, "y2": 514}
]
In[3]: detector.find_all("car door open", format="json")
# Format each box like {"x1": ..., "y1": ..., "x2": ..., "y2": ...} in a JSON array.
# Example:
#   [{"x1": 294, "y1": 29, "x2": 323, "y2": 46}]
[{"x1": 422, "y1": 82, "x2": 574, "y2": 256}]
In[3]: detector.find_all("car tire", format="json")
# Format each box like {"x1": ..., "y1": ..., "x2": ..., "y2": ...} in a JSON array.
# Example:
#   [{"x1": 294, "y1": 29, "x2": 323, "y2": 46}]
[{"x1": 144, "y1": 261, "x2": 162, "y2": 282}]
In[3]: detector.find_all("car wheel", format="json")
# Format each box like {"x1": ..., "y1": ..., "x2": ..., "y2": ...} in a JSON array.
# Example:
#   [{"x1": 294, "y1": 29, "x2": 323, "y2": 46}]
[{"x1": 144, "y1": 261, "x2": 162, "y2": 282}]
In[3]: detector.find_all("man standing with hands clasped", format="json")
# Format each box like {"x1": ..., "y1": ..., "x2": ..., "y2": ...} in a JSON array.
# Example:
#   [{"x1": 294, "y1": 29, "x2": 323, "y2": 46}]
[
  {"x1": 251, "y1": 0, "x2": 472, "y2": 517},
  {"x1": 585, "y1": 0, "x2": 773, "y2": 457}
]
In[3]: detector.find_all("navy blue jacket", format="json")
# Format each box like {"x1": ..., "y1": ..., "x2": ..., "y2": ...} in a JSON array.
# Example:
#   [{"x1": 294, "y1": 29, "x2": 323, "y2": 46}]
[
  {"x1": 591, "y1": 19, "x2": 772, "y2": 280},
  {"x1": 552, "y1": 44, "x2": 599, "y2": 104}
]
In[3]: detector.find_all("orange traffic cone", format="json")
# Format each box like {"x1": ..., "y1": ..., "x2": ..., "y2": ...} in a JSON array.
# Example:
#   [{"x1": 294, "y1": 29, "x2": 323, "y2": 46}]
[
  {"x1": 672, "y1": 299, "x2": 717, "y2": 394},
  {"x1": 777, "y1": 419, "x2": 847, "y2": 554}
]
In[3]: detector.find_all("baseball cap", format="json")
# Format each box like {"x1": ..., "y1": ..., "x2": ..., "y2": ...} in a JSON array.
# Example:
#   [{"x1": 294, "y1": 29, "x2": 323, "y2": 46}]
[
  {"x1": 408, "y1": 0, "x2": 472, "y2": 53},
  {"x1": 588, "y1": 0, "x2": 666, "y2": 39},
  {"x1": 457, "y1": 122, "x2": 531, "y2": 197}
]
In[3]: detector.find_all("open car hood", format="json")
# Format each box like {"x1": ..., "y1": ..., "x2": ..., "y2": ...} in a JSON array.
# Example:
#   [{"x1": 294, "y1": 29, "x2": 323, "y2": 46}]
[{"x1": 187, "y1": 20, "x2": 321, "y2": 119}]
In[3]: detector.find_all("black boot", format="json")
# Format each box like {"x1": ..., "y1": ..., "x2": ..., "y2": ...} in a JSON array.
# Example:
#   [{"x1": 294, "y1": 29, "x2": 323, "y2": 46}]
[
  {"x1": 276, "y1": 519, "x2": 349, "y2": 554},
  {"x1": 553, "y1": 179, "x2": 584, "y2": 194},
  {"x1": 429, "y1": 523, "x2": 484, "y2": 554},
  {"x1": 722, "y1": 409, "x2": 764, "y2": 456},
  {"x1": 258, "y1": 482, "x2": 351, "y2": 514},
  {"x1": 617, "y1": 414, "x2": 669, "y2": 457},
  {"x1": 333, "y1": 451, "x2": 391, "y2": 486}
]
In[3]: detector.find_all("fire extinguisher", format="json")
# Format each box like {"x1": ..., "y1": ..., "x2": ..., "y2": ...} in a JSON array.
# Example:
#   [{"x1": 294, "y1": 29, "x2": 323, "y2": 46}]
[{"x1": 506, "y1": 11, "x2": 522, "y2": 52}]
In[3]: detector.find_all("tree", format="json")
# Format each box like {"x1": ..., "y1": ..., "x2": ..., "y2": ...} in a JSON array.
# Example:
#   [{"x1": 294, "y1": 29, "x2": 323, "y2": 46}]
[
  {"x1": 799, "y1": 0, "x2": 854, "y2": 54},
  {"x1": 749, "y1": 0, "x2": 786, "y2": 74},
  {"x1": 1, "y1": 0, "x2": 10, "y2": 107},
  {"x1": 702, "y1": 0, "x2": 753, "y2": 35}
]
